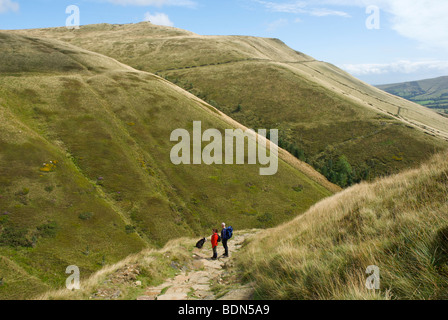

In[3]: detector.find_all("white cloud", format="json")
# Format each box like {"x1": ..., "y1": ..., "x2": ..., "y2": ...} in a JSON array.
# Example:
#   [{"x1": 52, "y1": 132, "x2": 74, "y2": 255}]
[
  {"x1": 385, "y1": 0, "x2": 448, "y2": 52},
  {"x1": 254, "y1": 0, "x2": 448, "y2": 51},
  {"x1": 254, "y1": 0, "x2": 350, "y2": 17},
  {"x1": 309, "y1": 8, "x2": 350, "y2": 17},
  {"x1": 266, "y1": 18, "x2": 289, "y2": 32},
  {"x1": 309, "y1": 0, "x2": 448, "y2": 51},
  {"x1": 0, "y1": 0, "x2": 19, "y2": 14},
  {"x1": 341, "y1": 60, "x2": 448, "y2": 76},
  {"x1": 106, "y1": 0, "x2": 195, "y2": 7},
  {"x1": 256, "y1": 0, "x2": 307, "y2": 14},
  {"x1": 143, "y1": 11, "x2": 174, "y2": 26}
]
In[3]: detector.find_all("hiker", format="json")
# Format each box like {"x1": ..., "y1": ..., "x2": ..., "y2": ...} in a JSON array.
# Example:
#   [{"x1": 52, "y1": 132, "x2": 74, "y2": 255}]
[
  {"x1": 211, "y1": 228, "x2": 219, "y2": 260},
  {"x1": 221, "y1": 223, "x2": 232, "y2": 257}
]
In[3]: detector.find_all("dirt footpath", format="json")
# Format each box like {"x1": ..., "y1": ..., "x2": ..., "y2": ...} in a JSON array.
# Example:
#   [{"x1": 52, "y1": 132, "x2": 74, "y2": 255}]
[{"x1": 137, "y1": 231, "x2": 257, "y2": 300}]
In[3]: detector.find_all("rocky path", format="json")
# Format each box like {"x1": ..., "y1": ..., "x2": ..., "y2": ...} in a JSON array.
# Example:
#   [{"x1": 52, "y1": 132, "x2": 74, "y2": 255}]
[{"x1": 137, "y1": 231, "x2": 256, "y2": 300}]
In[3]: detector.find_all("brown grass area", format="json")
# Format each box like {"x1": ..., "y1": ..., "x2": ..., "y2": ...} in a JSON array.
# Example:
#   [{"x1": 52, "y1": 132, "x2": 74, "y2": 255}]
[{"x1": 237, "y1": 151, "x2": 448, "y2": 299}]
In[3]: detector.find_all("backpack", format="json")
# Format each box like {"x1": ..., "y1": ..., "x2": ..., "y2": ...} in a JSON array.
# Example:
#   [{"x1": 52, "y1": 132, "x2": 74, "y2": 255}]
[
  {"x1": 195, "y1": 238, "x2": 206, "y2": 249},
  {"x1": 226, "y1": 226, "x2": 233, "y2": 239},
  {"x1": 217, "y1": 235, "x2": 222, "y2": 243}
]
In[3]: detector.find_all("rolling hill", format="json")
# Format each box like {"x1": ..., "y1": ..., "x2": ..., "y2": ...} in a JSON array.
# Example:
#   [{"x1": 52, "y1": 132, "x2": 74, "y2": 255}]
[
  {"x1": 377, "y1": 76, "x2": 448, "y2": 112},
  {"x1": 0, "y1": 32, "x2": 335, "y2": 299},
  {"x1": 13, "y1": 22, "x2": 448, "y2": 187}
]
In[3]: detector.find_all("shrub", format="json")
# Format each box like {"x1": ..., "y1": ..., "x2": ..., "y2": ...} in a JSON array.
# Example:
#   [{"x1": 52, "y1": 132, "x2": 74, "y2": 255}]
[
  {"x1": 257, "y1": 212, "x2": 273, "y2": 223},
  {"x1": 125, "y1": 225, "x2": 136, "y2": 234},
  {"x1": 292, "y1": 185, "x2": 304, "y2": 192},
  {"x1": 79, "y1": 212, "x2": 94, "y2": 221},
  {"x1": 208, "y1": 100, "x2": 219, "y2": 108},
  {"x1": 16, "y1": 188, "x2": 30, "y2": 196},
  {"x1": 0, "y1": 227, "x2": 32, "y2": 247},
  {"x1": 112, "y1": 192, "x2": 123, "y2": 202},
  {"x1": 96, "y1": 177, "x2": 104, "y2": 186},
  {"x1": 36, "y1": 221, "x2": 58, "y2": 238},
  {"x1": 232, "y1": 104, "x2": 243, "y2": 113}
]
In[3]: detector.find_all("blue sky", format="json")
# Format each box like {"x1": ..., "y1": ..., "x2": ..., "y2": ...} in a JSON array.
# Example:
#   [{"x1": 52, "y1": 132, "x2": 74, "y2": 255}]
[{"x1": 1, "y1": 0, "x2": 447, "y2": 84}]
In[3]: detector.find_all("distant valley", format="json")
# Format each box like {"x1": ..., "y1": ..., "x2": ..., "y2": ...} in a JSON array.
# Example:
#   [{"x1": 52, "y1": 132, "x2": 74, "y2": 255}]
[{"x1": 377, "y1": 76, "x2": 448, "y2": 113}]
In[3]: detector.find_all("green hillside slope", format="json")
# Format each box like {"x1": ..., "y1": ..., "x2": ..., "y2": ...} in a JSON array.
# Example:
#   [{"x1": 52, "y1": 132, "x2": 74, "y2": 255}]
[
  {"x1": 377, "y1": 76, "x2": 448, "y2": 111},
  {"x1": 36, "y1": 150, "x2": 448, "y2": 300},
  {"x1": 15, "y1": 22, "x2": 448, "y2": 187},
  {"x1": 238, "y1": 150, "x2": 448, "y2": 299},
  {"x1": 0, "y1": 32, "x2": 334, "y2": 299}
]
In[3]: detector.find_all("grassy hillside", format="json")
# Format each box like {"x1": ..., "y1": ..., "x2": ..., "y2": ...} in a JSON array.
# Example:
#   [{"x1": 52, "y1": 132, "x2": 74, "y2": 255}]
[
  {"x1": 14, "y1": 22, "x2": 448, "y2": 188},
  {"x1": 0, "y1": 32, "x2": 335, "y2": 299},
  {"x1": 237, "y1": 150, "x2": 448, "y2": 299},
  {"x1": 36, "y1": 150, "x2": 448, "y2": 300},
  {"x1": 377, "y1": 76, "x2": 448, "y2": 112}
]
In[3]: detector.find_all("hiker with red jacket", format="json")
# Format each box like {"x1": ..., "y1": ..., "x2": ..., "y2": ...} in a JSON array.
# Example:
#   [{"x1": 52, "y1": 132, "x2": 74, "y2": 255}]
[{"x1": 211, "y1": 229, "x2": 219, "y2": 260}]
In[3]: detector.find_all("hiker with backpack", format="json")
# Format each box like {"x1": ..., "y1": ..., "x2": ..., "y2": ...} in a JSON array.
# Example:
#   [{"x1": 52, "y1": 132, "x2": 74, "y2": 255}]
[
  {"x1": 221, "y1": 223, "x2": 233, "y2": 257},
  {"x1": 211, "y1": 228, "x2": 219, "y2": 260}
]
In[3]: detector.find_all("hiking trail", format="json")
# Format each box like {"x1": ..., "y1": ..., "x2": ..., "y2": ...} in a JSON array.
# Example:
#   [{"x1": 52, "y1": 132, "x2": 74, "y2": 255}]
[{"x1": 136, "y1": 231, "x2": 257, "y2": 300}]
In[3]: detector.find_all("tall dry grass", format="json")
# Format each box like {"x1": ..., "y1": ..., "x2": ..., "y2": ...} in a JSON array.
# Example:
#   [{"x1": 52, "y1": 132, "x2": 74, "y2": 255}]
[
  {"x1": 237, "y1": 151, "x2": 448, "y2": 299},
  {"x1": 36, "y1": 238, "x2": 195, "y2": 300}
]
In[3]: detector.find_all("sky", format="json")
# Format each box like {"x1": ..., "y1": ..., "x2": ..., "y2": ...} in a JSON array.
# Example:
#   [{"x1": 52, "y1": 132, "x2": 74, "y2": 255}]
[{"x1": 0, "y1": 0, "x2": 447, "y2": 85}]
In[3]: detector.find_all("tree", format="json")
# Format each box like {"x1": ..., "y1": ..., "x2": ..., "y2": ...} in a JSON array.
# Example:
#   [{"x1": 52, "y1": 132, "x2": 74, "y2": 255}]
[
  {"x1": 232, "y1": 104, "x2": 243, "y2": 113},
  {"x1": 334, "y1": 155, "x2": 353, "y2": 187}
]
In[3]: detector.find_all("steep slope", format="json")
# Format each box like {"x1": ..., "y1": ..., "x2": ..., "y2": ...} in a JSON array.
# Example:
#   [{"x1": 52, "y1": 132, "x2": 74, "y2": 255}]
[
  {"x1": 0, "y1": 32, "x2": 334, "y2": 299},
  {"x1": 36, "y1": 151, "x2": 448, "y2": 301},
  {"x1": 238, "y1": 150, "x2": 448, "y2": 299},
  {"x1": 13, "y1": 22, "x2": 448, "y2": 187},
  {"x1": 377, "y1": 76, "x2": 448, "y2": 111}
]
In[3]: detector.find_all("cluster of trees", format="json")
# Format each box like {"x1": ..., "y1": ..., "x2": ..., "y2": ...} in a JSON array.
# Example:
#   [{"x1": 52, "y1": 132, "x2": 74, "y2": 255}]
[
  {"x1": 312, "y1": 153, "x2": 374, "y2": 188},
  {"x1": 265, "y1": 131, "x2": 307, "y2": 162},
  {"x1": 268, "y1": 133, "x2": 373, "y2": 188},
  {"x1": 278, "y1": 138, "x2": 306, "y2": 162},
  {"x1": 316, "y1": 155, "x2": 355, "y2": 188}
]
